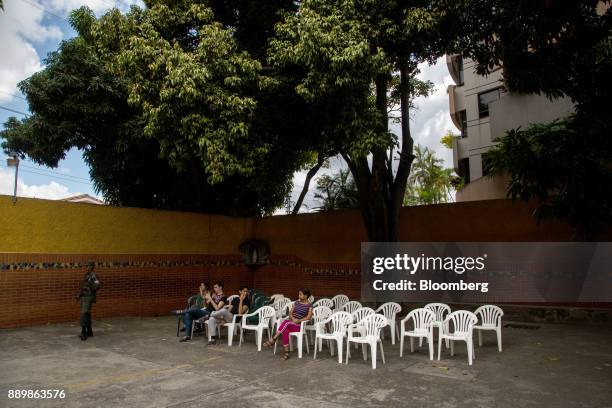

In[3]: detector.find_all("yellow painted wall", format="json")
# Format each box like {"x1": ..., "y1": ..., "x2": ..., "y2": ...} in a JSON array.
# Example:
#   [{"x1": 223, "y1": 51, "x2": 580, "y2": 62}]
[{"x1": 0, "y1": 195, "x2": 252, "y2": 254}]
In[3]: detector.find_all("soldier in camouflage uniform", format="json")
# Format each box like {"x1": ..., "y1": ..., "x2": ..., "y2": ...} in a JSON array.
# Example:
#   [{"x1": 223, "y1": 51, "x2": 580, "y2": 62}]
[{"x1": 77, "y1": 260, "x2": 101, "y2": 341}]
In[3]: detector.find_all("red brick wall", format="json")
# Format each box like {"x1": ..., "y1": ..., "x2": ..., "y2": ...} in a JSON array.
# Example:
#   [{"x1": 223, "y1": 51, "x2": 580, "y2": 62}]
[{"x1": 0, "y1": 253, "x2": 253, "y2": 328}]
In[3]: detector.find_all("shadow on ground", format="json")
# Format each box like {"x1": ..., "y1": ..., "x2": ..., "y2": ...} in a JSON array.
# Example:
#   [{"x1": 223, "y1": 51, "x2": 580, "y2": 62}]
[{"x1": 1, "y1": 316, "x2": 611, "y2": 407}]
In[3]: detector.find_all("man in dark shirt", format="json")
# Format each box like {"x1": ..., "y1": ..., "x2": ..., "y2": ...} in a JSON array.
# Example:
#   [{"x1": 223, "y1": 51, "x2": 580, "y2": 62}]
[{"x1": 207, "y1": 285, "x2": 250, "y2": 345}]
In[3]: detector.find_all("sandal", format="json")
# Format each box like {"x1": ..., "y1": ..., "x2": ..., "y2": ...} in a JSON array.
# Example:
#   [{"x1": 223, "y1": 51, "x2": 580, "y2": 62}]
[
  {"x1": 263, "y1": 338, "x2": 276, "y2": 348},
  {"x1": 282, "y1": 348, "x2": 290, "y2": 360}
]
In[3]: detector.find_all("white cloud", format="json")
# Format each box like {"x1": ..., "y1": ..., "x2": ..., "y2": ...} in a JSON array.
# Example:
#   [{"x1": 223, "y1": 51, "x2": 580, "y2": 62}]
[
  {"x1": 0, "y1": 166, "x2": 79, "y2": 200},
  {"x1": 0, "y1": 1, "x2": 62, "y2": 103}
]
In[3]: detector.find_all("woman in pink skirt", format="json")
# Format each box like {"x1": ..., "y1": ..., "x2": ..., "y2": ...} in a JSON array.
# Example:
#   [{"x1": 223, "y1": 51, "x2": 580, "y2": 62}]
[{"x1": 264, "y1": 289, "x2": 313, "y2": 360}]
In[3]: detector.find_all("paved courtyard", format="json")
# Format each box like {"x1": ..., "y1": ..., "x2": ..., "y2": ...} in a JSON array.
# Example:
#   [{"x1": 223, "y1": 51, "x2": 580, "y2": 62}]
[{"x1": 1, "y1": 316, "x2": 611, "y2": 408}]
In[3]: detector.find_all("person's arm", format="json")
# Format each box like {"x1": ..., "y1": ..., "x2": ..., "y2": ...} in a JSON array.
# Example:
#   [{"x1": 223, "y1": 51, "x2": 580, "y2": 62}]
[
  {"x1": 299, "y1": 306, "x2": 313, "y2": 323},
  {"x1": 210, "y1": 297, "x2": 226, "y2": 311}
]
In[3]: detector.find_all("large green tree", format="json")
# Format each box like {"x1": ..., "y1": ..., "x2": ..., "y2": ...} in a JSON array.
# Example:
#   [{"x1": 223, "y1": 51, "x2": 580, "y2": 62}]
[
  {"x1": 270, "y1": 0, "x2": 457, "y2": 240},
  {"x1": 1, "y1": 1, "x2": 310, "y2": 215},
  {"x1": 403, "y1": 145, "x2": 455, "y2": 206}
]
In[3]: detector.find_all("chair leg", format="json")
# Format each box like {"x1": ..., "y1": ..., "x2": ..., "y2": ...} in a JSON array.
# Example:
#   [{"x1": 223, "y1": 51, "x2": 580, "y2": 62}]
[
  {"x1": 177, "y1": 316, "x2": 181, "y2": 337},
  {"x1": 336, "y1": 338, "x2": 342, "y2": 364},
  {"x1": 362, "y1": 343, "x2": 367, "y2": 360},
  {"x1": 428, "y1": 334, "x2": 434, "y2": 360},
  {"x1": 468, "y1": 339, "x2": 473, "y2": 365},
  {"x1": 390, "y1": 323, "x2": 395, "y2": 345},
  {"x1": 297, "y1": 336, "x2": 303, "y2": 359},
  {"x1": 345, "y1": 340, "x2": 350, "y2": 365},
  {"x1": 497, "y1": 328, "x2": 503, "y2": 352},
  {"x1": 410, "y1": 337, "x2": 414, "y2": 353},
  {"x1": 305, "y1": 334, "x2": 310, "y2": 354},
  {"x1": 257, "y1": 328, "x2": 263, "y2": 351},
  {"x1": 450, "y1": 340, "x2": 454, "y2": 356},
  {"x1": 379, "y1": 340, "x2": 386, "y2": 365},
  {"x1": 418, "y1": 337, "x2": 423, "y2": 348},
  {"x1": 314, "y1": 337, "x2": 318, "y2": 360},
  {"x1": 399, "y1": 334, "x2": 404, "y2": 357},
  {"x1": 478, "y1": 329, "x2": 483, "y2": 347},
  {"x1": 371, "y1": 342, "x2": 377, "y2": 370},
  {"x1": 437, "y1": 333, "x2": 442, "y2": 360}
]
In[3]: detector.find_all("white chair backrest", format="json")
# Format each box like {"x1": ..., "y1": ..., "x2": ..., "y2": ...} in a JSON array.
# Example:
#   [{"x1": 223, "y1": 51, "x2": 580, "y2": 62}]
[
  {"x1": 312, "y1": 306, "x2": 332, "y2": 324},
  {"x1": 226, "y1": 295, "x2": 238, "y2": 304},
  {"x1": 258, "y1": 306, "x2": 276, "y2": 325},
  {"x1": 444, "y1": 310, "x2": 477, "y2": 335},
  {"x1": 352, "y1": 307, "x2": 374, "y2": 323},
  {"x1": 313, "y1": 298, "x2": 334, "y2": 309},
  {"x1": 332, "y1": 294, "x2": 349, "y2": 310},
  {"x1": 273, "y1": 297, "x2": 292, "y2": 314},
  {"x1": 376, "y1": 302, "x2": 401, "y2": 321},
  {"x1": 342, "y1": 301, "x2": 362, "y2": 314},
  {"x1": 424, "y1": 303, "x2": 451, "y2": 322},
  {"x1": 359, "y1": 314, "x2": 388, "y2": 338},
  {"x1": 308, "y1": 295, "x2": 315, "y2": 304},
  {"x1": 405, "y1": 308, "x2": 435, "y2": 331},
  {"x1": 270, "y1": 294, "x2": 284, "y2": 302},
  {"x1": 324, "y1": 311, "x2": 353, "y2": 334},
  {"x1": 474, "y1": 305, "x2": 504, "y2": 326}
]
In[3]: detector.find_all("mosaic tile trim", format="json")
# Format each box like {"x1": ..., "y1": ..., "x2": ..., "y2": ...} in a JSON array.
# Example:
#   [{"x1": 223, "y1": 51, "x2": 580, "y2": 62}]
[{"x1": 0, "y1": 256, "x2": 361, "y2": 276}]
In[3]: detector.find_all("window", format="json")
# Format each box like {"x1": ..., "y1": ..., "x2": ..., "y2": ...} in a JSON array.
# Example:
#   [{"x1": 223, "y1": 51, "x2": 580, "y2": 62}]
[
  {"x1": 459, "y1": 110, "x2": 467, "y2": 138},
  {"x1": 478, "y1": 87, "x2": 505, "y2": 118},
  {"x1": 457, "y1": 55, "x2": 464, "y2": 86},
  {"x1": 458, "y1": 158, "x2": 470, "y2": 184},
  {"x1": 481, "y1": 153, "x2": 493, "y2": 176}
]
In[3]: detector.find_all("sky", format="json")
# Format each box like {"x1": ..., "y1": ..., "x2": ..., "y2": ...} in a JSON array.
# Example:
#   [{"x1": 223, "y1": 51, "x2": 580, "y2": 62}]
[{"x1": 0, "y1": 0, "x2": 457, "y2": 210}]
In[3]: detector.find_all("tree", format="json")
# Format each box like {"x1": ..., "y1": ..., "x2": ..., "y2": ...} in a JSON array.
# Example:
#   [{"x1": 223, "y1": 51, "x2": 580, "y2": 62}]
[
  {"x1": 314, "y1": 168, "x2": 359, "y2": 211},
  {"x1": 445, "y1": 0, "x2": 612, "y2": 239},
  {"x1": 0, "y1": 1, "x2": 306, "y2": 216},
  {"x1": 270, "y1": 0, "x2": 458, "y2": 240},
  {"x1": 404, "y1": 145, "x2": 455, "y2": 206}
]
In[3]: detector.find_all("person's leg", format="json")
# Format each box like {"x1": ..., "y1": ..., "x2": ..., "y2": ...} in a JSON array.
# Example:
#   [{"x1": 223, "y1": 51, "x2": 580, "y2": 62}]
[
  {"x1": 181, "y1": 309, "x2": 209, "y2": 341},
  {"x1": 281, "y1": 323, "x2": 300, "y2": 360},
  {"x1": 208, "y1": 309, "x2": 233, "y2": 344},
  {"x1": 86, "y1": 311, "x2": 93, "y2": 337},
  {"x1": 79, "y1": 300, "x2": 90, "y2": 341},
  {"x1": 264, "y1": 319, "x2": 290, "y2": 347}
]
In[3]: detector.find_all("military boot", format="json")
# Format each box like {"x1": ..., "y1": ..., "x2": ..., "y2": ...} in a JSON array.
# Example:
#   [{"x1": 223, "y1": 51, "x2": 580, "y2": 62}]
[{"x1": 80, "y1": 326, "x2": 88, "y2": 341}]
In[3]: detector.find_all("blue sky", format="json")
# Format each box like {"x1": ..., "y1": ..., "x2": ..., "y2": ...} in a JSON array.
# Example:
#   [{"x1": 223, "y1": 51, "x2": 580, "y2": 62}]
[{"x1": 0, "y1": 0, "x2": 455, "y2": 209}]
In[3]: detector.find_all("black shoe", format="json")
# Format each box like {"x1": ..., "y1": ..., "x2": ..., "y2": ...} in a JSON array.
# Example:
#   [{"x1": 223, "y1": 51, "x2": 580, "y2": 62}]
[
  {"x1": 179, "y1": 336, "x2": 191, "y2": 342},
  {"x1": 80, "y1": 328, "x2": 88, "y2": 341},
  {"x1": 87, "y1": 324, "x2": 93, "y2": 337},
  {"x1": 207, "y1": 339, "x2": 217, "y2": 345}
]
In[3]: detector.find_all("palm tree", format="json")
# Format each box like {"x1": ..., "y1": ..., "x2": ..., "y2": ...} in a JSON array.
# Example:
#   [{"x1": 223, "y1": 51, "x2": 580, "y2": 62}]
[
  {"x1": 404, "y1": 145, "x2": 455, "y2": 206},
  {"x1": 314, "y1": 168, "x2": 359, "y2": 211}
]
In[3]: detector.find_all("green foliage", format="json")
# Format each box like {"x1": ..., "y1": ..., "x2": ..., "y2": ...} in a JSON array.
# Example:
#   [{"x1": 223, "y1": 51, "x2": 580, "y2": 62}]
[
  {"x1": 314, "y1": 168, "x2": 359, "y2": 211},
  {"x1": 440, "y1": 130, "x2": 459, "y2": 150},
  {"x1": 487, "y1": 115, "x2": 612, "y2": 239},
  {"x1": 403, "y1": 145, "x2": 455, "y2": 206}
]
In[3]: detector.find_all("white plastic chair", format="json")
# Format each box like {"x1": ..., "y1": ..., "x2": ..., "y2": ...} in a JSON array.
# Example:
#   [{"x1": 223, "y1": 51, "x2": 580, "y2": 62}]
[
  {"x1": 239, "y1": 306, "x2": 275, "y2": 351},
  {"x1": 313, "y1": 298, "x2": 334, "y2": 309},
  {"x1": 305, "y1": 306, "x2": 332, "y2": 346},
  {"x1": 271, "y1": 297, "x2": 292, "y2": 332},
  {"x1": 226, "y1": 294, "x2": 238, "y2": 306},
  {"x1": 425, "y1": 303, "x2": 451, "y2": 348},
  {"x1": 308, "y1": 295, "x2": 315, "y2": 304},
  {"x1": 342, "y1": 301, "x2": 362, "y2": 314},
  {"x1": 400, "y1": 308, "x2": 435, "y2": 360},
  {"x1": 313, "y1": 311, "x2": 353, "y2": 363},
  {"x1": 437, "y1": 310, "x2": 477, "y2": 365},
  {"x1": 474, "y1": 305, "x2": 504, "y2": 352},
  {"x1": 270, "y1": 294, "x2": 285, "y2": 302},
  {"x1": 346, "y1": 314, "x2": 388, "y2": 370},
  {"x1": 349, "y1": 307, "x2": 374, "y2": 349},
  {"x1": 274, "y1": 318, "x2": 311, "y2": 359},
  {"x1": 332, "y1": 294, "x2": 349, "y2": 312},
  {"x1": 376, "y1": 302, "x2": 402, "y2": 345}
]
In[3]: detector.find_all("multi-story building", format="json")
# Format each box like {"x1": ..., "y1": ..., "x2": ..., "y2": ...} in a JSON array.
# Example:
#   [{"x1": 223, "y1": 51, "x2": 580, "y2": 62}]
[{"x1": 446, "y1": 55, "x2": 574, "y2": 201}]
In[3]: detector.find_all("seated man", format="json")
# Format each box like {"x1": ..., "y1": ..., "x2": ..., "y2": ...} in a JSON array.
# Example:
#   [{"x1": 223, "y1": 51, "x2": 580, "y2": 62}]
[
  {"x1": 207, "y1": 285, "x2": 250, "y2": 345},
  {"x1": 176, "y1": 283, "x2": 210, "y2": 334},
  {"x1": 180, "y1": 281, "x2": 226, "y2": 342}
]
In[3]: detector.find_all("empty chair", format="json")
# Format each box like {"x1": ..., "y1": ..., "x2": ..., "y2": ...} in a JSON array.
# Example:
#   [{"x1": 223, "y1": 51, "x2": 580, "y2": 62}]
[
  {"x1": 314, "y1": 311, "x2": 353, "y2": 363},
  {"x1": 425, "y1": 302, "x2": 451, "y2": 348},
  {"x1": 437, "y1": 310, "x2": 478, "y2": 365},
  {"x1": 332, "y1": 294, "x2": 349, "y2": 312},
  {"x1": 349, "y1": 307, "x2": 375, "y2": 349},
  {"x1": 400, "y1": 308, "x2": 435, "y2": 360},
  {"x1": 342, "y1": 301, "x2": 362, "y2": 314},
  {"x1": 313, "y1": 298, "x2": 334, "y2": 309},
  {"x1": 308, "y1": 295, "x2": 315, "y2": 304},
  {"x1": 345, "y1": 314, "x2": 388, "y2": 370},
  {"x1": 376, "y1": 302, "x2": 402, "y2": 345},
  {"x1": 305, "y1": 306, "x2": 333, "y2": 346},
  {"x1": 474, "y1": 305, "x2": 504, "y2": 352},
  {"x1": 239, "y1": 306, "x2": 275, "y2": 351},
  {"x1": 270, "y1": 294, "x2": 285, "y2": 302}
]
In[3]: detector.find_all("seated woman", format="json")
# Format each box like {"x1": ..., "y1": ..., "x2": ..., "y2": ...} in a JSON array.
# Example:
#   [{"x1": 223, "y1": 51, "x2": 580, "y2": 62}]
[{"x1": 263, "y1": 289, "x2": 313, "y2": 360}]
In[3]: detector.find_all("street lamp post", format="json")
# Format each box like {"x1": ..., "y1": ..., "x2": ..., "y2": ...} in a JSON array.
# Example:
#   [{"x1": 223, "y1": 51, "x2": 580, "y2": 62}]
[{"x1": 6, "y1": 152, "x2": 19, "y2": 204}]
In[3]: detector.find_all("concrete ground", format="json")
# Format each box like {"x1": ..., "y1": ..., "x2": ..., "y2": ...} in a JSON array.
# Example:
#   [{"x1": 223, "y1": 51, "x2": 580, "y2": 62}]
[{"x1": 1, "y1": 316, "x2": 611, "y2": 408}]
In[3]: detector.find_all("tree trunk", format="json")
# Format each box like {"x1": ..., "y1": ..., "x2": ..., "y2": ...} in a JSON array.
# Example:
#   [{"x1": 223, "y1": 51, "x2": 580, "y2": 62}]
[{"x1": 292, "y1": 153, "x2": 324, "y2": 214}]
